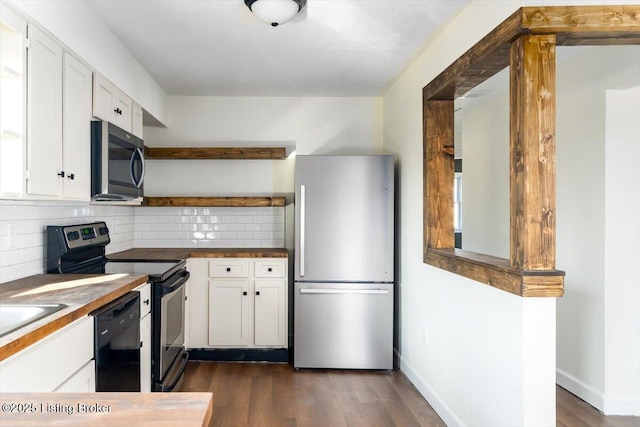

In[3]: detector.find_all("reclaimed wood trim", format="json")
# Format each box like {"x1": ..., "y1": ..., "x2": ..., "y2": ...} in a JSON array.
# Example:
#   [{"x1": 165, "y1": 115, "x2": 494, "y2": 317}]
[
  {"x1": 520, "y1": 5, "x2": 640, "y2": 39},
  {"x1": 109, "y1": 248, "x2": 289, "y2": 260},
  {"x1": 424, "y1": 100, "x2": 455, "y2": 254},
  {"x1": 425, "y1": 248, "x2": 565, "y2": 297},
  {"x1": 422, "y1": 8, "x2": 522, "y2": 100},
  {"x1": 145, "y1": 146, "x2": 288, "y2": 160},
  {"x1": 510, "y1": 34, "x2": 557, "y2": 271},
  {"x1": 143, "y1": 196, "x2": 286, "y2": 207},
  {"x1": 423, "y1": 5, "x2": 640, "y2": 101}
]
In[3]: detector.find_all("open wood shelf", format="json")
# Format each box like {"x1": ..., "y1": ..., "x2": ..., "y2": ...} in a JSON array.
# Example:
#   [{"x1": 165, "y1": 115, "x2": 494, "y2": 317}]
[
  {"x1": 143, "y1": 196, "x2": 286, "y2": 208},
  {"x1": 144, "y1": 146, "x2": 288, "y2": 160}
]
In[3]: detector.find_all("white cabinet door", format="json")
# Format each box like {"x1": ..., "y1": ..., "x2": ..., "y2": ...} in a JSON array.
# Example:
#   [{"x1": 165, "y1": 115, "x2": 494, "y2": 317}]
[
  {"x1": 208, "y1": 280, "x2": 251, "y2": 346},
  {"x1": 254, "y1": 280, "x2": 287, "y2": 346},
  {"x1": 26, "y1": 25, "x2": 62, "y2": 197},
  {"x1": 62, "y1": 53, "x2": 91, "y2": 200},
  {"x1": 186, "y1": 259, "x2": 208, "y2": 348},
  {"x1": 112, "y1": 90, "x2": 132, "y2": 131},
  {"x1": 92, "y1": 72, "x2": 132, "y2": 132},
  {"x1": 0, "y1": 4, "x2": 27, "y2": 198},
  {"x1": 134, "y1": 282, "x2": 152, "y2": 392},
  {"x1": 140, "y1": 312, "x2": 151, "y2": 392},
  {"x1": 131, "y1": 101, "x2": 143, "y2": 139},
  {"x1": 54, "y1": 360, "x2": 95, "y2": 393},
  {"x1": 0, "y1": 316, "x2": 93, "y2": 392}
]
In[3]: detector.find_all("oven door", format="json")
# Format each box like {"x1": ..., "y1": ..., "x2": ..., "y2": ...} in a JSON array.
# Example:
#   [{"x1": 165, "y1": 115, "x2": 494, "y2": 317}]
[{"x1": 153, "y1": 269, "x2": 189, "y2": 391}]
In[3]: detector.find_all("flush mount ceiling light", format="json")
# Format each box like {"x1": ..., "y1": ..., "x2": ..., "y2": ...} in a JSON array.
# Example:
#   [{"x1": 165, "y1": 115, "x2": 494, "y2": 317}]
[{"x1": 244, "y1": 0, "x2": 307, "y2": 27}]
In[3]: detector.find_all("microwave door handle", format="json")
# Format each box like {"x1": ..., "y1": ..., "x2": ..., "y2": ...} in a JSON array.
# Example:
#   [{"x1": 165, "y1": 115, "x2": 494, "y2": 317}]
[{"x1": 130, "y1": 147, "x2": 145, "y2": 188}]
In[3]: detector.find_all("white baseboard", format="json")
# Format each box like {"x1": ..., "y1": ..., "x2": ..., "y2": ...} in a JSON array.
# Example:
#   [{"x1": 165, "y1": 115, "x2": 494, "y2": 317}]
[
  {"x1": 556, "y1": 368, "x2": 640, "y2": 416},
  {"x1": 398, "y1": 353, "x2": 465, "y2": 427}
]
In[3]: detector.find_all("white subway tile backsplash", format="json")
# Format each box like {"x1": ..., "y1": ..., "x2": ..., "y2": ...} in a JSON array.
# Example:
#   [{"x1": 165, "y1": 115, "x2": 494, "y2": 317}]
[
  {"x1": 0, "y1": 200, "x2": 136, "y2": 283},
  {"x1": 1, "y1": 202, "x2": 286, "y2": 283},
  {"x1": 133, "y1": 206, "x2": 284, "y2": 248}
]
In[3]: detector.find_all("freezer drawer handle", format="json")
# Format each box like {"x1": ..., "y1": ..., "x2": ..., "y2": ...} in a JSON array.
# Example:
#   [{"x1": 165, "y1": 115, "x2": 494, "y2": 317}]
[{"x1": 299, "y1": 288, "x2": 390, "y2": 295}]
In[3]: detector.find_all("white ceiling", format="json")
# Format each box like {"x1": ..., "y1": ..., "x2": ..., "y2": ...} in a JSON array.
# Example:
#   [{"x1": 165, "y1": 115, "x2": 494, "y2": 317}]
[{"x1": 85, "y1": 0, "x2": 470, "y2": 97}]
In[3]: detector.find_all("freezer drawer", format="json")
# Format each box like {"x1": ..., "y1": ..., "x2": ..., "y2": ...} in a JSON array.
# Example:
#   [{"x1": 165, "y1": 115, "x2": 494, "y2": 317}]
[{"x1": 294, "y1": 282, "x2": 393, "y2": 370}]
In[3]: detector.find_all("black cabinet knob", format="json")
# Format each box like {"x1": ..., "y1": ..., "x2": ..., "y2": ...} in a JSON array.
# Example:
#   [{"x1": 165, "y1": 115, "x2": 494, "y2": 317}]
[
  {"x1": 143, "y1": 299, "x2": 150, "y2": 305},
  {"x1": 57, "y1": 171, "x2": 65, "y2": 178},
  {"x1": 67, "y1": 173, "x2": 75, "y2": 180},
  {"x1": 243, "y1": 291, "x2": 247, "y2": 296},
  {"x1": 267, "y1": 267, "x2": 273, "y2": 272},
  {"x1": 226, "y1": 267, "x2": 231, "y2": 272},
  {"x1": 256, "y1": 291, "x2": 261, "y2": 296}
]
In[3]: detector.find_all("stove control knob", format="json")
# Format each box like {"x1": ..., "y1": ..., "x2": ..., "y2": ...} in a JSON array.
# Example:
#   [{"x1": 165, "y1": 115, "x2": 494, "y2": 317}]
[
  {"x1": 99, "y1": 226, "x2": 109, "y2": 236},
  {"x1": 66, "y1": 231, "x2": 80, "y2": 241}
]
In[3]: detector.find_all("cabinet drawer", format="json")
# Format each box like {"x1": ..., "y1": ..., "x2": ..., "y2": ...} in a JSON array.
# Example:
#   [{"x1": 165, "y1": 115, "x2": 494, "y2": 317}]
[
  {"x1": 209, "y1": 260, "x2": 250, "y2": 278},
  {"x1": 255, "y1": 260, "x2": 286, "y2": 278}
]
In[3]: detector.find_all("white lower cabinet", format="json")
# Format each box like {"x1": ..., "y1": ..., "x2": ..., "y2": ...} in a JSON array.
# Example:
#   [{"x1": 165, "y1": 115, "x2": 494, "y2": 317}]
[
  {"x1": 53, "y1": 360, "x2": 95, "y2": 392},
  {"x1": 254, "y1": 279, "x2": 287, "y2": 346},
  {"x1": 186, "y1": 257, "x2": 288, "y2": 349},
  {"x1": 208, "y1": 280, "x2": 250, "y2": 346},
  {"x1": 0, "y1": 316, "x2": 94, "y2": 392},
  {"x1": 134, "y1": 282, "x2": 152, "y2": 392}
]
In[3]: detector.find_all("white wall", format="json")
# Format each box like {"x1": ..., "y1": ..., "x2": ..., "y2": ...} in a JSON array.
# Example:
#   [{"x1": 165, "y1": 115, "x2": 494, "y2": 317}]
[
  {"x1": 603, "y1": 85, "x2": 640, "y2": 415},
  {"x1": 554, "y1": 46, "x2": 640, "y2": 416},
  {"x1": 6, "y1": 0, "x2": 168, "y2": 124},
  {"x1": 458, "y1": 76, "x2": 510, "y2": 258},
  {"x1": 382, "y1": 0, "x2": 640, "y2": 425}
]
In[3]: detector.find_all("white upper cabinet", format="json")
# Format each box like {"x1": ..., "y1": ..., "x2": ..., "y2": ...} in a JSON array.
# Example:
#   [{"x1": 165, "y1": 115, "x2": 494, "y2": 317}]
[
  {"x1": 93, "y1": 72, "x2": 133, "y2": 133},
  {"x1": 26, "y1": 25, "x2": 62, "y2": 197},
  {"x1": 24, "y1": 25, "x2": 92, "y2": 201},
  {"x1": 0, "y1": 4, "x2": 27, "y2": 198},
  {"x1": 62, "y1": 53, "x2": 92, "y2": 200}
]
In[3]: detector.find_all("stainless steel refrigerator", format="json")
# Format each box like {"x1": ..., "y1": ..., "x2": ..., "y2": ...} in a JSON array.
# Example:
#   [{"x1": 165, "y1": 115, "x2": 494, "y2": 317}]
[{"x1": 294, "y1": 155, "x2": 394, "y2": 369}]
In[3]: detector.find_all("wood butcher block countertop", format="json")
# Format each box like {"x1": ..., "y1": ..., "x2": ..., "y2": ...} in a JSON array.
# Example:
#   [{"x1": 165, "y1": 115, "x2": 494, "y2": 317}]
[
  {"x1": 0, "y1": 392, "x2": 213, "y2": 426},
  {"x1": 109, "y1": 247, "x2": 288, "y2": 260},
  {"x1": 0, "y1": 274, "x2": 148, "y2": 361}
]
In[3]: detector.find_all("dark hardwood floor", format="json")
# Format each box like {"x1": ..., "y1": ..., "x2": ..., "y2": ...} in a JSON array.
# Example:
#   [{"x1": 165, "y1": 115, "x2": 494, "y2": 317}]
[{"x1": 178, "y1": 361, "x2": 640, "y2": 427}]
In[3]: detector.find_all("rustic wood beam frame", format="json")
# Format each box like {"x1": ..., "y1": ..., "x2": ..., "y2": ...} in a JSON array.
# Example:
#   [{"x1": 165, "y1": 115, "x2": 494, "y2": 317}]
[{"x1": 422, "y1": 5, "x2": 640, "y2": 297}]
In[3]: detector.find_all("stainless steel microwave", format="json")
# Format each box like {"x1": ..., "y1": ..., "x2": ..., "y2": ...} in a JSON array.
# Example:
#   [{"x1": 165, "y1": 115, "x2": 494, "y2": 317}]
[{"x1": 91, "y1": 121, "x2": 145, "y2": 200}]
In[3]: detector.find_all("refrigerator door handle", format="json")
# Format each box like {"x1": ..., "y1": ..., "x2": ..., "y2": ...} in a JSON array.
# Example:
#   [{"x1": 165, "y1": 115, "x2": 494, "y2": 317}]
[
  {"x1": 300, "y1": 184, "x2": 306, "y2": 277},
  {"x1": 299, "y1": 288, "x2": 390, "y2": 295}
]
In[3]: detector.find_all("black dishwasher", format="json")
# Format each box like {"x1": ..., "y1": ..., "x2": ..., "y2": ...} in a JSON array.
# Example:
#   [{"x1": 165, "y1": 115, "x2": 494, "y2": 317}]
[{"x1": 92, "y1": 292, "x2": 141, "y2": 392}]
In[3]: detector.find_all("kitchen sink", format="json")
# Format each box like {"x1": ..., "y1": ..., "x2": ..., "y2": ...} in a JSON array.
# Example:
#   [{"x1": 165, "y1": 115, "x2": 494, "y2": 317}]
[{"x1": 0, "y1": 303, "x2": 67, "y2": 337}]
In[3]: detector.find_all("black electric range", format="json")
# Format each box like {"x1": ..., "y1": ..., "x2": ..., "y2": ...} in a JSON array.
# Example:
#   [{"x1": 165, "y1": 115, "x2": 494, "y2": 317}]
[{"x1": 46, "y1": 221, "x2": 189, "y2": 392}]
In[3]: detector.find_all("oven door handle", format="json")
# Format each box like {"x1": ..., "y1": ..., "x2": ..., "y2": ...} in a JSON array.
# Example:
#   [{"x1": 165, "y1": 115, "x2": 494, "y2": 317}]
[{"x1": 161, "y1": 270, "x2": 190, "y2": 297}]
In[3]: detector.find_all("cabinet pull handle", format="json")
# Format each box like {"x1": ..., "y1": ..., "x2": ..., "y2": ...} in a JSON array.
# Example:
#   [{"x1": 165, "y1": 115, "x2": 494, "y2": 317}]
[
  {"x1": 114, "y1": 107, "x2": 122, "y2": 115},
  {"x1": 256, "y1": 291, "x2": 261, "y2": 296},
  {"x1": 67, "y1": 173, "x2": 75, "y2": 180},
  {"x1": 226, "y1": 267, "x2": 231, "y2": 272},
  {"x1": 243, "y1": 291, "x2": 248, "y2": 296},
  {"x1": 57, "y1": 171, "x2": 65, "y2": 178},
  {"x1": 143, "y1": 299, "x2": 150, "y2": 305}
]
